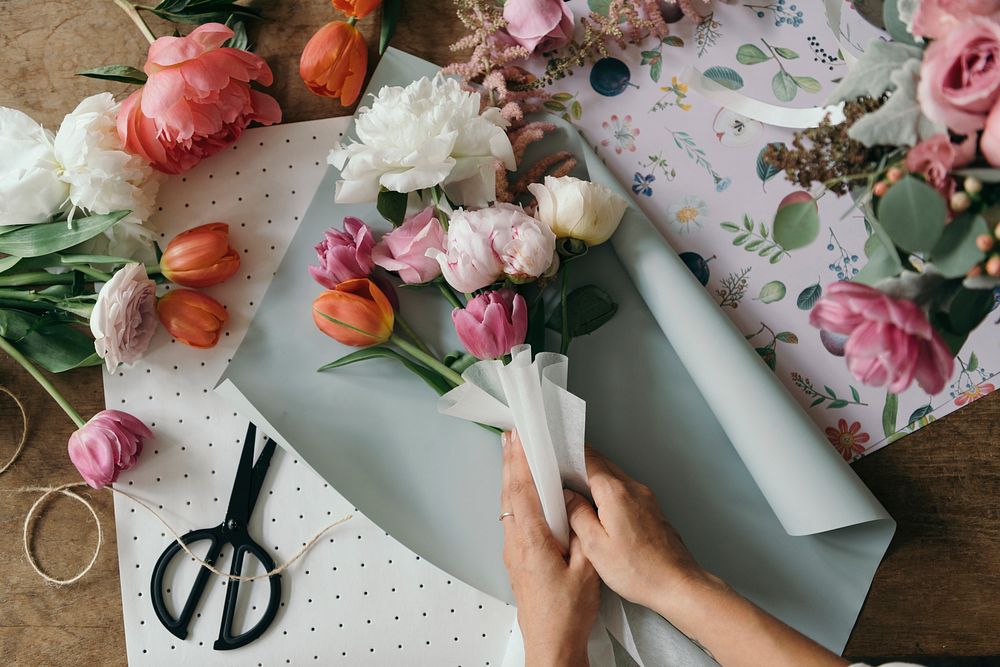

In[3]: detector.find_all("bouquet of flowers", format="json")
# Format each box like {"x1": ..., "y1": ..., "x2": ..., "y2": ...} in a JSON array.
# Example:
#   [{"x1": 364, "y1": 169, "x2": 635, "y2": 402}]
[{"x1": 768, "y1": 0, "x2": 1000, "y2": 399}]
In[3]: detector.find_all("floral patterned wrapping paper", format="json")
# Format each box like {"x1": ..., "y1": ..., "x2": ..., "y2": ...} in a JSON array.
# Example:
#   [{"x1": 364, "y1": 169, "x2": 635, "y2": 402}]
[{"x1": 551, "y1": 0, "x2": 999, "y2": 460}]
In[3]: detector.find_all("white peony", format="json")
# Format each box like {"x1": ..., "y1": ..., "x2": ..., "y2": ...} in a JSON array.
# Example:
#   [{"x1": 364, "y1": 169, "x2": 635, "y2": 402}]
[
  {"x1": 528, "y1": 175, "x2": 628, "y2": 247},
  {"x1": 329, "y1": 76, "x2": 516, "y2": 207},
  {"x1": 0, "y1": 108, "x2": 68, "y2": 226}
]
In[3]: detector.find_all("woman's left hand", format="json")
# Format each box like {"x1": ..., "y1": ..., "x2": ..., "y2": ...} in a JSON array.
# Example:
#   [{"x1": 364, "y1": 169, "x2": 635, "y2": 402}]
[{"x1": 501, "y1": 431, "x2": 600, "y2": 666}]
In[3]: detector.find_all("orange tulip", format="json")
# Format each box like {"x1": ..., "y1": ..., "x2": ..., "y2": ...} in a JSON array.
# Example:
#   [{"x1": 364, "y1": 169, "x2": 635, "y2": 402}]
[
  {"x1": 161, "y1": 222, "x2": 241, "y2": 288},
  {"x1": 157, "y1": 289, "x2": 229, "y2": 349},
  {"x1": 332, "y1": 0, "x2": 382, "y2": 18},
  {"x1": 299, "y1": 21, "x2": 368, "y2": 106},
  {"x1": 312, "y1": 278, "x2": 394, "y2": 347}
]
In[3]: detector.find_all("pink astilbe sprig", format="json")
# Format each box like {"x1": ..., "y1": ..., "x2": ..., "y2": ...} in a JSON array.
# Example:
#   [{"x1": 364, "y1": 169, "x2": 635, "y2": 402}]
[
  {"x1": 510, "y1": 121, "x2": 557, "y2": 163},
  {"x1": 513, "y1": 151, "x2": 578, "y2": 199}
]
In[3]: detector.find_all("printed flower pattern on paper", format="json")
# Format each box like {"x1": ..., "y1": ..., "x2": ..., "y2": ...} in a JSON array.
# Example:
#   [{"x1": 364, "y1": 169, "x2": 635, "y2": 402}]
[
  {"x1": 632, "y1": 172, "x2": 655, "y2": 197},
  {"x1": 949, "y1": 352, "x2": 995, "y2": 407},
  {"x1": 601, "y1": 114, "x2": 640, "y2": 154},
  {"x1": 825, "y1": 419, "x2": 870, "y2": 461},
  {"x1": 955, "y1": 383, "x2": 995, "y2": 406},
  {"x1": 651, "y1": 77, "x2": 692, "y2": 113},
  {"x1": 744, "y1": 1, "x2": 805, "y2": 28},
  {"x1": 667, "y1": 196, "x2": 708, "y2": 235}
]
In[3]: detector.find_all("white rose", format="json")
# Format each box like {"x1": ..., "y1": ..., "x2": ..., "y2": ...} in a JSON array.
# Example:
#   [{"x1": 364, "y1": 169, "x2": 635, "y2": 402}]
[
  {"x1": 329, "y1": 76, "x2": 516, "y2": 207},
  {"x1": 528, "y1": 175, "x2": 628, "y2": 246},
  {"x1": 0, "y1": 107, "x2": 68, "y2": 226},
  {"x1": 90, "y1": 262, "x2": 158, "y2": 372}
]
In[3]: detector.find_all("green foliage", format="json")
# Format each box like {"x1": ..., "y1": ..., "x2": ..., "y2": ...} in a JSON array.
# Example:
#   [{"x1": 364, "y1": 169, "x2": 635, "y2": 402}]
[
  {"x1": 736, "y1": 43, "x2": 769, "y2": 65},
  {"x1": 377, "y1": 189, "x2": 408, "y2": 227},
  {"x1": 721, "y1": 215, "x2": 789, "y2": 263},
  {"x1": 827, "y1": 40, "x2": 922, "y2": 104},
  {"x1": 772, "y1": 201, "x2": 820, "y2": 251},
  {"x1": 148, "y1": 0, "x2": 261, "y2": 25},
  {"x1": 703, "y1": 66, "x2": 744, "y2": 91},
  {"x1": 796, "y1": 281, "x2": 822, "y2": 310},
  {"x1": 882, "y1": 391, "x2": 898, "y2": 438},
  {"x1": 876, "y1": 175, "x2": 947, "y2": 253},
  {"x1": 380, "y1": 0, "x2": 402, "y2": 54},
  {"x1": 0, "y1": 309, "x2": 100, "y2": 373},
  {"x1": 756, "y1": 280, "x2": 786, "y2": 304},
  {"x1": 0, "y1": 211, "x2": 128, "y2": 258},
  {"x1": 546, "y1": 285, "x2": 618, "y2": 337},
  {"x1": 77, "y1": 65, "x2": 147, "y2": 85},
  {"x1": 318, "y1": 346, "x2": 454, "y2": 395},
  {"x1": 929, "y1": 214, "x2": 988, "y2": 279},
  {"x1": 847, "y1": 61, "x2": 944, "y2": 147}
]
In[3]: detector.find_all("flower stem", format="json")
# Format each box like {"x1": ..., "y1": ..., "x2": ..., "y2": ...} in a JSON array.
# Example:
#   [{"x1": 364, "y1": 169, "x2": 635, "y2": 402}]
[
  {"x1": 113, "y1": 0, "x2": 156, "y2": 44},
  {"x1": 0, "y1": 335, "x2": 86, "y2": 428},
  {"x1": 559, "y1": 262, "x2": 571, "y2": 355},
  {"x1": 436, "y1": 279, "x2": 464, "y2": 310},
  {"x1": 394, "y1": 315, "x2": 433, "y2": 357},
  {"x1": 0, "y1": 272, "x2": 75, "y2": 288},
  {"x1": 73, "y1": 265, "x2": 114, "y2": 283},
  {"x1": 391, "y1": 335, "x2": 464, "y2": 387}
]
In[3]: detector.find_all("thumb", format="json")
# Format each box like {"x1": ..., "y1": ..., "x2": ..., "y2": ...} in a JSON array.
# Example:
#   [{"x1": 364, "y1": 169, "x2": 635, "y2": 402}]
[{"x1": 564, "y1": 489, "x2": 605, "y2": 550}]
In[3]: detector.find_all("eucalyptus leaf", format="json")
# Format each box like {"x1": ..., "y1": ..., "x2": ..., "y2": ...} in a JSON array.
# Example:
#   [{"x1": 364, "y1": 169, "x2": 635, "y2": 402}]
[
  {"x1": 827, "y1": 41, "x2": 921, "y2": 103},
  {"x1": 774, "y1": 47, "x2": 799, "y2": 59},
  {"x1": 883, "y1": 0, "x2": 918, "y2": 45},
  {"x1": 793, "y1": 76, "x2": 821, "y2": 94},
  {"x1": 77, "y1": 64, "x2": 148, "y2": 85},
  {"x1": 0, "y1": 211, "x2": 128, "y2": 258},
  {"x1": 796, "y1": 282, "x2": 822, "y2": 310},
  {"x1": 756, "y1": 280, "x2": 786, "y2": 304},
  {"x1": 953, "y1": 168, "x2": 1000, "y2": 183},
  {"x1": 703, "y1": 66, "x2": 744, "y2": 90},
  {"x1": 546, "y1": 285, "x2": 618, "y2": 337},
  {"x1": 736, "y1": 43, "x2": 769, "y2": 65},
  {"x1": 929, "y1": 214, "x2": 988, "y2": 278},
  {"x1": 772, "y1": 200, "x2": 819, "y2": 251},
  {"x1": 376, "y1": 189, "x2": 408, "y2": 227},
  {"x1": 877, "y1": 175, "x2": 946, "y2": 253},
  {"x1": 772, "y1": 70, "x2": 797, "y2": 102}
]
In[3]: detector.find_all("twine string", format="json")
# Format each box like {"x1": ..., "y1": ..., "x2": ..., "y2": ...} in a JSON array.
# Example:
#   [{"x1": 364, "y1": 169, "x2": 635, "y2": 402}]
[{"x1": 0, "y1": 385, "x2": 29, "y2": 474}]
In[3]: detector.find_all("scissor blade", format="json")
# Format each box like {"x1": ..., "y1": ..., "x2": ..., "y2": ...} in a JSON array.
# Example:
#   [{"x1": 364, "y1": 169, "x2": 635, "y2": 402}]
[
  {"x1": 224, "y1": 422, "x2": 258, "y2": 526},
  {"x1": 246, "y1": 439, "x2": 277, "y2": 516}
]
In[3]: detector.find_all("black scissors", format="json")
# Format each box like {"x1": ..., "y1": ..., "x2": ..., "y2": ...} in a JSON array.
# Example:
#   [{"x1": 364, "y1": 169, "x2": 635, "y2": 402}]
[{"x1": 150, "y1": 422, "x2": 281, "y2": 650}]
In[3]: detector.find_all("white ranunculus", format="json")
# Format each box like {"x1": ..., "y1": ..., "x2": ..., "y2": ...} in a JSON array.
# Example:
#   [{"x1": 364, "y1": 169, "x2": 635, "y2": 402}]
[
  {"x1": 0, "y1": 108, "x2": 68, "y2": 226},
  {"x1": 329, "y1": 76, "x2": 516, "y2": 207},
  {"x1": 90, "y1": 262, "x2": 158, "y2": 372},
  {"x1": 528, "y1": 175, "x2": 628, "y2": 247}
]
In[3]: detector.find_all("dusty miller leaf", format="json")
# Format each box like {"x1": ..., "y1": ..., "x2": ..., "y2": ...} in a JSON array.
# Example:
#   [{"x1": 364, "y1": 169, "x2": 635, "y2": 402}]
[
  {"x1": 848, "y1": 61, "x2": 945, "y2": 148},
  {"x1": 827, "y1": 41, "x2": 923, "y2": 104}
]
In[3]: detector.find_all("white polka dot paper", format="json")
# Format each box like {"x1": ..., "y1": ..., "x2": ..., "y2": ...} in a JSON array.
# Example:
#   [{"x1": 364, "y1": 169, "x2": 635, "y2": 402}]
[{"x1": 106, "y1": 118, "x2": 515, "y2": 666}]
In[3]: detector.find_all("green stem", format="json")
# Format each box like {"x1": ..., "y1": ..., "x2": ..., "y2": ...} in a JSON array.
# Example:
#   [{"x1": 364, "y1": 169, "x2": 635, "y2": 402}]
[
  {"x1": 391, "y1": 335, "x2": 464, "y2": 387},
  {"x1": 394, "y1": 315, "x2": 433, "y2": 357},
  {"x1": 0, "y1": 272, "x2": 75, "y2": 288},
  {"x1": 113, "y1": 0, "x2": 157, "y2": 44},
  {"x1": 436, "y1": 279, "x2": 464, "y2": 310},
  {"x1": 74, "y1": 265, "x2": 114, "y2": 283},
  {"x1": 559, "y1": 262, "x2": 571, "y2": 355},
  {"x1": 0, "y1": 335, "x2": 86, "y2": 428},
  {"x1": 0, "y1": 290, "x2": 94, "y2": 319}
]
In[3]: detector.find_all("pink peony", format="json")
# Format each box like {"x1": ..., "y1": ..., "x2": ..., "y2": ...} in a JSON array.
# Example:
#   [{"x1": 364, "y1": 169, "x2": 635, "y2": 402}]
[
  {"x1": 117, "y1": 23, "x2": 281, "y2": 174},
  {"x1": 453, "y1": 289, "x2": 528, "y2": 360},
  {"x1": 68, "y1": 410, "x2": 151, "y2": 488},
  {"x1": 309, "y1": 217, "x2": 376, "y2": 288},
  {"x1": 918, "y1": 18, "x2": 1000, "y2": 134},
  {"x1": 501, "y1": 0, "x2": 575, "y2": 54},
  {"x1": 809, "y1": 282, "x2": 954, "y2": 395},
  {"x1": 372, "y1": 207, "x2": 446, "y2": 284},
  {"x1": 911, "y1": 0, "x2": 1000, "y2": 40},
  {"x1": 904, "y1": 133, "x2": 976, "y2": 199},
  {"x1": 89, "y1": 262, "x2": 158, "y2": 372}
]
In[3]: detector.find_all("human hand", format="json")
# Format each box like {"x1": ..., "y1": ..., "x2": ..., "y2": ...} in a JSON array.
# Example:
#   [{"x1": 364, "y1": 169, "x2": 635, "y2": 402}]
[
  {"x1": 563, "y1": 447, "x2": 711, "y2": 618},
  {"x1": 501, "y1": 431, "x2": 600, "y2": 667}
]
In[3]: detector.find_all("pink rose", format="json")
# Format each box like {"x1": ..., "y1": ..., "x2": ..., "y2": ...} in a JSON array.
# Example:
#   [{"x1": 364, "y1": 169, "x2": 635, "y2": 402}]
[
  {"x1": 309, "y1": 217, "x2": 376, "y2": 288},
  {"x1": 372, "y1": 207, "x2": 446, "y2": 284},
  {"x1": 911, "y1": 0, "x2": 1000, "y2": 39},
  {"x1": 810, "y1": 282, "x2": 954, "y2": 395},
  {"x1": 68, "y1": 410, "x2": 151, "y2": 488},
  {"x1": 453, "y1": 289, "x2": 528, "y2": 360},
  {"x1": 502, "y1": 0, "x2": 575, "y2": 54},
  {"x1": 918, "y1": 18, "x2": 1000, "y2": 134},
  {"x1": 89, "y1": 262, "x2": 158, "y2": 372},
  {"x1": 904, "y1": 133, "x2": 976, "y2": 199},
  {"x1": 117, "y1": 23, "x2": 281, "y2": 174},
  {"x1": 980, "y1": 102, "x2": 1000, "y2": 165}
]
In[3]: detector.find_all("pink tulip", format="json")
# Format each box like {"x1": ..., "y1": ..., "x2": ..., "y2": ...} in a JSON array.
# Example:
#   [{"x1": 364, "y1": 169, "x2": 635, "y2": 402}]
[
  {"x1": 309, "y1": 217, "x2": 376, "y2": 288},
  {"x1": 501, "y1": 0, "x2": 575, "y2": 54},
  {"x1": 68, "y1": 410, "x2": 151, "y2": 489},
  {"x1": 372, "y1": 207, "x2": 446, "y2": 284},
  {"x1": 453, "y1": 289, "x2": 528, "y2": 360},
  {"x1": 117, "y1": 23, "x2": 281, "y2": 174},
  {"x1": 810, "y1": 282, "x2": 954, "y2": 395}
]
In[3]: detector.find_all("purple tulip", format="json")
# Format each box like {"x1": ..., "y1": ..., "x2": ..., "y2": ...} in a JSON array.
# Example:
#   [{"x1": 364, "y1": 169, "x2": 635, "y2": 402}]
[
  {"x1": 67, "y1": 410, "x2": 152, "y2": 488},
  {"x1": 453, "y1": 289, "x2": 528, "y2": 360},
  {"x1": 308, "y1": 216, "x2": 375, "y2": 288}
]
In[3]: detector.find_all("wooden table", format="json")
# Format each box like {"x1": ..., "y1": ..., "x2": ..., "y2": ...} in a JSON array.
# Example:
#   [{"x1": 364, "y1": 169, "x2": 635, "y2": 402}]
[{"x1": 1, "y1": 1, "x2": 998, "y2": 664}]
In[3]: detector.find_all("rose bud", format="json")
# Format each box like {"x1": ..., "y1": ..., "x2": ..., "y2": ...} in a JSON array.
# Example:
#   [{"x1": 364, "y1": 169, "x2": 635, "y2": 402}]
[
  {"x1": 309, "y1": 217, "x2": 375, "y2": 288},
  {"x1": 68, "y1": 410, "x2": 151, "y2": 489},
  {"x1": 332, "y1": 0, "x2": 383, "y2": 18},
  {"x1": 313, "y1": 278, "x2": 395, "y2": 347},
  {"x1": 300, "y1": 21, "x2": 368, "y2": 106},
  {"x1": 528, "y1": 175, "x2": 628, "y2": 247},
  {"x1": 372, "y1": 207, "x2": 446, "y2": 284},
  {"x1": 453, "y1": 289, "x2": 528, "y2": 360},
  {"x1": 161, "y1": 222, "x2": 241, "y2": 288},
  {"x1": 157, "y1": 288, "x2": 229, "y2": 348}
]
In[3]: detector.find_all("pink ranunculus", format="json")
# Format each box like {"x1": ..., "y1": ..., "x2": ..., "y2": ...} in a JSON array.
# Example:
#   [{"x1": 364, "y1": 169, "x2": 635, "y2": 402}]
[
  {"x1": 904, "y1": 133, "x2": 976, "y2": 199},
  {"x1": 980, "y1": 102, "x2": 1000, "y2": 166},
  {"x1": 68, "y1": 410, "x2": 151, "y2": 488},
  {"x1": 918, "y1": 18, "x2": 1000, "y2": 135},
  {"x1": 911, "y1": 0, "x2": 1000, "y2": 40},
  {"x1": 809, "y1": 282, "x2": 954, "y2": 395},
  {"x1": 453, "y1": 289, "x2": 528, "y2": 360},
  {"x1": 309, "y1": 217, "x2": 376, "y2": 289},
  {"x1": 501, "y1": 0, "x2": 575, "y2": 54},
  {"x1": 372, "y1": 207, "x2": 446, "y2": 284},
  {"x1": 90, "y1": 262, "x2": 158, "y2": 372},
  {"x1": 117, "y1": 23, "x2": 281, "y2": 174}
]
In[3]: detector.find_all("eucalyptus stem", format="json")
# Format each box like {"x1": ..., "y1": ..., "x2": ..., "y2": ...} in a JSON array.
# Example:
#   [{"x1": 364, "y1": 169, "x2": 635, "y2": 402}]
[
  {"x1": 390, "y1": 335, "x2": 464, "y2": 387},
  {"x1": 559, "y1": 262, "x2": 571, "y2": 355},
  {"x1": 436, "y1": 279, "x2": 464, "y2": 310},
  {"x1": 394, "y1": 315, "x2": 433, "y2": 357},
  {"x1": 113, "y1": 0, "x2": 156, "y2": 44},
  {"x1": 0, "y1": 335, "x2": 86, "y2": 428}
]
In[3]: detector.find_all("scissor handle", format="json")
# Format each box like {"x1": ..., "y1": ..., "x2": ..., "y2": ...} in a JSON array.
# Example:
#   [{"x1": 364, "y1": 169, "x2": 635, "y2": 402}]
[
  {"x1": 150, "y1": 527, "x2": 223, "y2": 640},
  {"x1": 214, "y1": 539, "x2": 281, "y2": 651}
]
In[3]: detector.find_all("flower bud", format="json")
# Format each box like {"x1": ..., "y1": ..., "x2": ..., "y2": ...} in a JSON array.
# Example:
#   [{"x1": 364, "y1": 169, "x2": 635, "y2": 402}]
[
  {"x1": 68, "y1": 410, "x2": 151, "y2": 488},
  {"x1": 872, "y1": 181, "x2": 889, "y2": 197},
  {"x1": 976, "y1": 234, "x2": 995, "y2": 252},
  {"x1": 964, "y1": 176, "x2": 983, "y2": 195},
  {"x1": 313, "y1": 278, "x2": 395, "y2": 347},
  {"x1": 950, "y1": 191, "x2": 972, "y2": 213},
  {"x1": 332, "y1": 0, "x2": 382, "y2": 18},
  {"x1": 161, "y1": 222, "x2": 241, "y2": 288},
  {"x1": 987, "y1": 254, "x2": 1000, "y2": 277},
  {"x1": 885, "y1": 166, "x2": 904, "y2": 183},
  {"x1": 157, "y1": 288, "x2": 228, "y2": 348}
]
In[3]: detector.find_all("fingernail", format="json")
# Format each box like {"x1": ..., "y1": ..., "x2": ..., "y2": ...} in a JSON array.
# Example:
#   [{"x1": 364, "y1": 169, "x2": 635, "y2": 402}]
[
  {"x1": 563, "y1": 489, "x2": 573, "y2": 502},
  {"x1": 502, "y1": 432, "x2": 510, "y2": 448}
]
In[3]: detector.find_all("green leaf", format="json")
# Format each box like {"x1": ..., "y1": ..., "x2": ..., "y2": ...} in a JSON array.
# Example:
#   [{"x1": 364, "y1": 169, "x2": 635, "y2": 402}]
[
  {"x1": 877, "y1": 175, "x2": 947, "y2": 253},
  {"x1": 703, "y1": 66, "x2": 744, "y2": 90},
  {"x1": 850, "y1": 385, "x2": 861, "y2": 403},
  {"x1": 796, "y1": 282, "x2": 822, "y2": 310},
  {"x1": 650, "y1": 58, "x2": 663, "y2": 83},
  {"x1": 733, "y1": 233, "x2": 750, "y2": 246},
  {"x1": 587, "y1": 0, "x2": 611, "y2": 15},
  {"x1": 882, "y1": 392, "x2": 898, "y2": 438},
  {"x1": 544, "y1": 100, "x2": 567, "y2": 112},
  {"x1": 0, "y1": 256, "x2": 21, "y2": 274},
  {"x1": 0, "y1": 309, "x2": 101, "y2": 373},
  {"x1": 771, "y1": 70, "x2": 797, "y2": 102},
  {"x1": 828, "y1": 399, "x2": 849, "y2": 409},
  {"x1": 929, "y1": 213, "x2": 988, "y2": 278},
  {"x1": 792, "y1": 76, "x2": 821, "y2": 94},
  {"x1": 663, "y1": 36, "x2": 684, "y2": 47},
  {"x1": 223, "y1": 17, "x2": 249, "y2": 50},
  {"x1": 736, "y1": 43, "x2": 769, "y2": 65},
  {"x1": 756, "y1": 280, "x2": 786, "y2": 304},
  {"x1": 758, "y1": 244, "x2": 776, "y2": 256},
  {"x1": 570, "y1": 101, "x2": 583, "y2": 120},
  {"x1": 769, "y1": 248, "x2": 784, "y2": 264},
  {"x1": 447, "y1": 352, "x2": 478, "y2": 375},
  {"x1": 827, "y1": 41, "x2": 922, "y2": 103},
  {"x1": 376, "y1": 189, "x2": 408, "y2": 227},
  {"x1": 551, "y1": 92, "x2": 575, "y2": 102},
  {"x1": 745, "y1": 240, "x2": 763, "y2": 252},
  {"x1": 755, "y1": 345, "x2": 776, "y2": 370},
  {"x1": 854, "y1": 228, "x2": 903, "y2": 285},
  {"x1": 743, "y1": 215, "x2": 753, "y2": 231},
  {"x1": 720, "y1": 222, "x2": 741, "y2": 232},
  {"x1": 772, "y1": 200, "x2": 819, "y2": 251},
  {"x1": 775, "y1": 331, "x2": 798, "y2": 344},
  {"x1": 0, "y1": 211, "x2": 128, "y2": 258},
  {"x1": 946, "y1": 287, "x2": 994, "y2": 336},
  {"x1": 810, "y1": 397, "x2": 825, "y2": 407},
  {"x1": 379, "y1": 0, "x2": 402, "y2": 54},
  {"x1": 77, "y1": 65, "x2": 147, "y2": 85},
  {"x1": 318, "y1": 346, "x2": 453, "y2": 395},
  {"x1": 907, "y1": 404, "x2": 934, "y2": 425},
  {"x1": 756, "y1": 143, "x2": 782, "y2": 186},
  {"x1": 546, "y1": 285, "x2": 618, "y2": 337},
  {"x1": 774, "y1": 47, "x2": 799, "y2": 59},
  {"x1": 883, "y1": 0, "x2": 918, "y2": 45},
  {"x1": 526, "y1": 295, "x2": 546, "y2": 358},
  {"x1": 968, "y1": 351, "x2": 980, "y2": 372},
  {"x1": 824, "y1": 385, "x2": 837, "y2": 398}
]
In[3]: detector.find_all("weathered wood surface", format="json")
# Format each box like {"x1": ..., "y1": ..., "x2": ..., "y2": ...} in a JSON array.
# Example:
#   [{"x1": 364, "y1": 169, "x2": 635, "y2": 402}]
[{"x1": 1, "y1": 1, "x2": 998, "y2": 663}]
